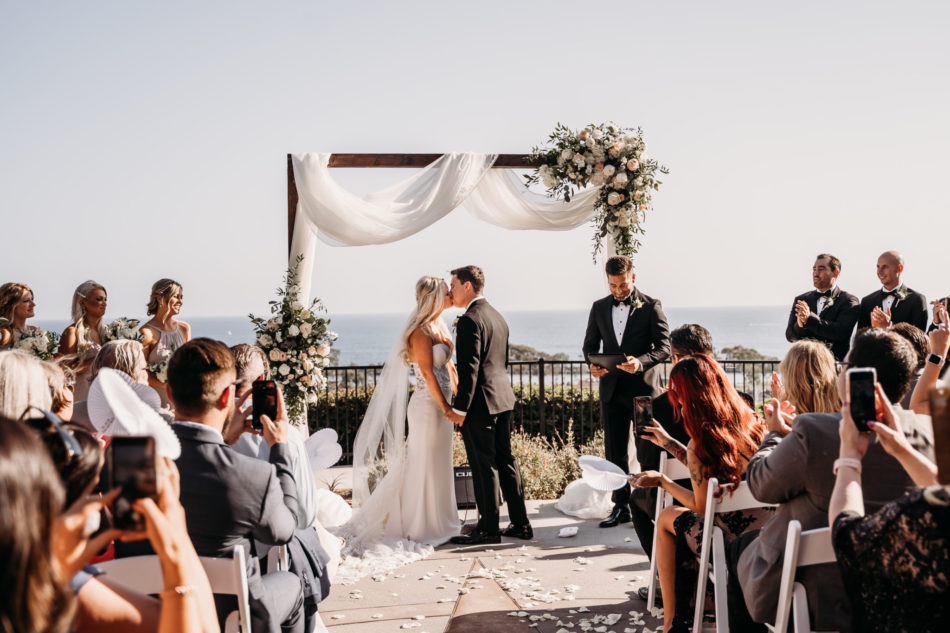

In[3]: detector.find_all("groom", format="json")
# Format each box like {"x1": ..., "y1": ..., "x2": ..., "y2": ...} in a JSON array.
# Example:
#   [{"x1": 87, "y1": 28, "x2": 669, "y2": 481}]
[{"x1": 445, "y1": 265, "x2": 531, "y2": 545}]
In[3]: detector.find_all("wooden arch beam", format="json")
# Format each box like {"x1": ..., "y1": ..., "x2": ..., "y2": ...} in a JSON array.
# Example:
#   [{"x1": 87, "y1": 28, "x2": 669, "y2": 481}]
[{"x1": 287, "y1": 153, "x2": 543, "y2": 253}]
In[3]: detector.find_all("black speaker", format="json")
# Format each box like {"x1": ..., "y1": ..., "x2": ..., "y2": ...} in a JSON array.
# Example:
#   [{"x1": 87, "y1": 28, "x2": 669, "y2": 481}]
[{"x1": 454, "y1": 466, "x2": 477, "y2": 508}]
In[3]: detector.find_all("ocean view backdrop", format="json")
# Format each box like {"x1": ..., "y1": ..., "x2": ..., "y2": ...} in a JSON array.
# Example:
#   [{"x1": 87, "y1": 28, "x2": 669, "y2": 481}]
[{"x1": 35, "y1": 305, "x2": 792, "y2": 365}]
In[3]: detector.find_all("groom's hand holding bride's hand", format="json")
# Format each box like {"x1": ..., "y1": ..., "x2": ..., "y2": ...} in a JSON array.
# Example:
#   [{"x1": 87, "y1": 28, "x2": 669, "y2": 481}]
[
  {"x1": 260, "y1": 386, "x2": 290, "y2": 446},
  {"x1": 445, "y1": 408, "x2": 465, "y2": 426}
]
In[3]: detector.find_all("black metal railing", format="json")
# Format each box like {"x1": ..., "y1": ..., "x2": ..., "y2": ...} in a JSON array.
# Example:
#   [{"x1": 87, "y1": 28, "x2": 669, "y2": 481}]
[{"x1": 309, "y1": 359, "x2": 781, "y2": 464}]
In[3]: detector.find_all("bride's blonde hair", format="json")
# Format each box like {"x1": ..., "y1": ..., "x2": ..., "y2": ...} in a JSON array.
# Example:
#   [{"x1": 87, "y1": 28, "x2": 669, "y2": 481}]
[{"x1": 399, "y1": 276, "x2": 453, "y2": 366}]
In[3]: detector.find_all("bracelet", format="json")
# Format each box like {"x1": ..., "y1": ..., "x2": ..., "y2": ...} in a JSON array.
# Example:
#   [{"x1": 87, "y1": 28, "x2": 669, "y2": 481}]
[
  {"x1": 833, "y1": 457, "x2": 862, "y2": 476},
  {"x1": 160, "y1": 585, "x2": 196, "y2": 599}
]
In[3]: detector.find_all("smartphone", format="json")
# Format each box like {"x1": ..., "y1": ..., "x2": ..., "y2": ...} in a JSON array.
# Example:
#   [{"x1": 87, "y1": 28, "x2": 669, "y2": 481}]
[
  {"x1": 847, "y1": 367, "x2": 877, "y2": 433},
  {"x1": 929, "y1": 385, "x2": 950, "y2": 486},
  {"x1": 633, "y1": 396, "x2": 653, "y2": 437},
  {"x1": 108, "y1": 436, "x2": 158, "y2": 531},
  {"x1": 252, "y1": 379, "x2": 278, "y2": 432}
]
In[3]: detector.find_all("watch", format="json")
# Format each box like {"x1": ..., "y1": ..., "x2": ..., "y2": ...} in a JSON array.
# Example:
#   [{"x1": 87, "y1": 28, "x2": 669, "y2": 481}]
[{"x1": 926, "y1": 353, "x2": 945, "y2": 367}]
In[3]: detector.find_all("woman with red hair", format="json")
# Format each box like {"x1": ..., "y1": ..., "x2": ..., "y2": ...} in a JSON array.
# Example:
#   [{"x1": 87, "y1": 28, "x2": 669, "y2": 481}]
[{"x1": 635, "y1": 354, "x2": 771, "y2": 632}]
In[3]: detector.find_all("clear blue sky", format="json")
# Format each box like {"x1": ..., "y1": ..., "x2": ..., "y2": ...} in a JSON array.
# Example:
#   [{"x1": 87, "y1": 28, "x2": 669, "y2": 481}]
[{"x1": 2, "y1": 1, "x2": 948, "y2": 320}]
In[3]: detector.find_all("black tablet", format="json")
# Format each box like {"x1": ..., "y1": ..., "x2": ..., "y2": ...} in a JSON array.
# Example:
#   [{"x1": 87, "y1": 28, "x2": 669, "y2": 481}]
[{"x1": 588, "y1": 354, "x2": 627, "y2": 371}]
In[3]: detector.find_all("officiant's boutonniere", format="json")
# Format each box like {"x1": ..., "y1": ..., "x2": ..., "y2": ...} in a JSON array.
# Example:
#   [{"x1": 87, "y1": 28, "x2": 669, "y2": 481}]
[
  {"x1": 896, "y1": 288, "x2": 910, "y2": 302},
  {"x1": 824, "y1": 294, "x2": 835, "y2": 308},
  {"x1": 631, "y1": 298, "x2": 645, "y2": 311}
]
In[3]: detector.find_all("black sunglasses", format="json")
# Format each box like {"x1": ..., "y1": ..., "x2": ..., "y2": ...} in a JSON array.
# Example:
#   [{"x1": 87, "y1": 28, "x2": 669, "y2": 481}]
[{"x1": 26, "y1": 407, "x2": 82, "y2": 459}]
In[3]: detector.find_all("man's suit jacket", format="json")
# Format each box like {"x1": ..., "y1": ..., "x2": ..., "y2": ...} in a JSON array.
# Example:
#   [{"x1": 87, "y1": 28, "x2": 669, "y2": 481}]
[
  {"x1": 857, "y1": 284, "x2": 928, "y2": 331},
  {"x1": 582, "y1": 288, "x2": 670, "y2": 403},
  {"x1": 738, "y1": 408, "x2": 934, "y2": 630},
  {"x1": 173, "y1": 423, "x2": 300, "y2": 623},
  {"x1": 785, "y1": 287, "x2": 860, "y2": 361},
  {"x1": 452, "y1": 299, "x2": 516, "y2": 416}
]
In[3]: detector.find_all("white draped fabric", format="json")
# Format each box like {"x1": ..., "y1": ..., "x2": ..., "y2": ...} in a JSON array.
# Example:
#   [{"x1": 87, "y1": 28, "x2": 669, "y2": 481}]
[{"x1": 287, "y1": 152, "x2": 609, "y2": 300}]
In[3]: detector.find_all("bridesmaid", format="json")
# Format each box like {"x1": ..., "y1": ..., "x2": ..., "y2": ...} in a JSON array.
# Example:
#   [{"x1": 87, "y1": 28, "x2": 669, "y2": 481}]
[
  {"x1": 141, "y1": 278, "x2": 191, "y2": 407},
  {"x1": 0, "y1": 282, "x2": 38, "y2": 348},
  {"x1": 59, "y1": 280, "x2": 108, "y2": 401}
]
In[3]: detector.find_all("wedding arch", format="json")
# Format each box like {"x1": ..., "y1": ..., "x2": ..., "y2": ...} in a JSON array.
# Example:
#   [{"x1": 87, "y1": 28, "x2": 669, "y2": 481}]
[{"x1": 284, "y1": 152, "x2": 612, "y2": 300}]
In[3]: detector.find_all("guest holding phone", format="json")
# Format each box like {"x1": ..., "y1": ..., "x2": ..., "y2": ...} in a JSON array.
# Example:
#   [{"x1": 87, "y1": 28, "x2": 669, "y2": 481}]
[{"x1": 829, "y1": 383, "x2": 949, "y2": 633}]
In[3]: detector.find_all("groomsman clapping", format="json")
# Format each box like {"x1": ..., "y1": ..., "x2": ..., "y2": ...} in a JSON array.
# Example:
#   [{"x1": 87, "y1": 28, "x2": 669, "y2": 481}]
[{"x1": 785, "y1": 253, "x2": 859, "y2": 361}]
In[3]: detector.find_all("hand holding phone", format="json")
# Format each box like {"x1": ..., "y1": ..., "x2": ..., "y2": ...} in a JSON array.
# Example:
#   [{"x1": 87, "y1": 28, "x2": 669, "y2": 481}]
[
  {"x1": 847, "y1": 368, "x2": 877, "y2": 433},
  {"x1": 633, "y1": 396, "x2": 653, "y2": 438},
  {"x1": 252, "y1": 379, "x2": 278, "y2": 432},
  {"x1": 108, "y1": 436, "x2": 158, "y2": 531}
]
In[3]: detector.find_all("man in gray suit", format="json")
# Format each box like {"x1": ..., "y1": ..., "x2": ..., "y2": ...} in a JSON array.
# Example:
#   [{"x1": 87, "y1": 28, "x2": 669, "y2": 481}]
[
  {"x1": 167, "y1": 338, "x2": 305, "y2": 633},
  {"x1": 734, "y1": 329, "x2": 934, "y2": 631}
]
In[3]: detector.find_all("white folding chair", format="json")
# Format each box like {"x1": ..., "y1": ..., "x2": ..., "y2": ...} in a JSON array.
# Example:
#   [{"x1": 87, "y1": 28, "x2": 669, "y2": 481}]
[
  {"x1": 267, "y1": 544, "x2": 290, "y2": 573},
  {"x1": 646, "y1": 451, "x2": 691, "y2": 611},
  {"x1": 98, "y1": 546, "x2": 253, "y2": 633},
  {"x1": 768, "y1": 521, "x2": 836, "y2": 633},
  {"x1": 693, "y1": 478, "x2": 776, "y2": 633}
]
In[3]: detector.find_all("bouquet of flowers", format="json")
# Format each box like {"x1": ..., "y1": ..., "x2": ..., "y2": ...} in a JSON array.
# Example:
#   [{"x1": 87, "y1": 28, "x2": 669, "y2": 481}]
[
  {"x1": 149, "y1": 355, "x2": 173, "y2": 383},
  {"x1": 14, "y1": 328, "x2": 59, "y2": 360},
  {"x1": 103, "y1": 317, "x2": 146, "y2": 344},
  {"x1": 525, "y1": 122, "x2": 668, "y2": 260},
  {"x1": 249, "y1": 256, "x2": 336, "y2": 426}
]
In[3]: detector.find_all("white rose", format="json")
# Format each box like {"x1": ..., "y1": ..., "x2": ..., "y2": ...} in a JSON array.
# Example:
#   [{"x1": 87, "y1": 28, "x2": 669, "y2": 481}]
[
  {"x1": 279, "y1": 364, "x2": 290, "y2": 376},
  {"x1": 269, "y1": 349, "x2": 281, "y2": 361},
  {"x1": 612, "y1": 172, "x2": 628, "y2": 188},
  {"x1": 602, "y1": 164, "x2": 616, "y2": 178},
  {"x1": 590, "y1": 172, "x2": 605, "y2": 187},
  {"x1": 287, "y1": 324, "x2": 300, "y2": 337},
  {"x1": 308, "y1": 346, "x2": 317, "y2": 355},
  {"x1": 607, "y1": 192, "x2": 622, "y2": 206},
  {"x1": 329, "y1": 331, "x2": 338, "y2": 341},
  {"x1": 290, "y1": 301, "x2": 303, "y2": 311},
  {"x1": 592, "y1": 128, "x2": 604, "y2": 140},
  {"x1": 624, "y1": 134, "x2": 638, "y2": 144},
  {"x1": 633, "y1": 190, "x2": 644, "y2": 201},
  {"x1": 300, "y1": 309, "x2": 311, "y2": 319},
  {"x1": 626, "y1": 158, "x2": 640, "y2": 171},
  {"x1": 299, "y1": 322, "x2": 312, "y2": 337},
  {"x1": 274, "y1": 315, "x2": 283, "y2": 325},
  {"x1": 259, "y1": 334, "x2": 273, "y2": 347},
  {"x1": 541, "y1": 173, "x2": 558, "y2": 188},
  {"x1": 316, "y1": 343, "x2": 331, "y2": 356},
  {"x1": 275, "y1": 332, "x2": 282, "y2": 342},
  {"x1": 634, "y1": 177, "x2": 644, "y2": 187},
  {"x1": 287, "y1": 286, "x2": 298, "y2": 297},
  {"x1": 608, "y1": 143, "x2": 622, "y2": 158},
  {"x1": 322, "y1": 357, "x2": 330, "y2": 367},
  {"x1": 559, "y1": 149, "x2": 574, "y2": 161}
]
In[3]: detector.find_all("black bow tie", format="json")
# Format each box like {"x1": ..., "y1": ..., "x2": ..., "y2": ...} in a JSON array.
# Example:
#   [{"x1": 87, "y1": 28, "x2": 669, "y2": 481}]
[
  {"x1": 816, "y1": 290, "x2": 832, "y2": 297},
  {"x1": 882, "y1": 289, "x2": 898, "y2": 297},
  {"x1": 612, "y1": 296, "x2": 632, "y2": 307}
]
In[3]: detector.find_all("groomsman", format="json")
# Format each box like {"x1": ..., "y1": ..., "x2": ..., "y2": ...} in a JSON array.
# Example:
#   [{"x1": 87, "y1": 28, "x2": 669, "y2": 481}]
[
  {"x1": 857, "y1": 250, "x2": 928, "y2": 331},
  {"x1": 785, "y1": 253, "x2": 859, "y2": 361},
  {"x1": 583, "y1": 255, "x2": 670, "y2": 528}
]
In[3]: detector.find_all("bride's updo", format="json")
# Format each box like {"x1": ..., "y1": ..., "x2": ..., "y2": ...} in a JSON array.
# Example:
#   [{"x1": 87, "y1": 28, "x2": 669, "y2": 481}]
[{"x1": 399, "y1": 276, "x2": 453, "y2": 365}]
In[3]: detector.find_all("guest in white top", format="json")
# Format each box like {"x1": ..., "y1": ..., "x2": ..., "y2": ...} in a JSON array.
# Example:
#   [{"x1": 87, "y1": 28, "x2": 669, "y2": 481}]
[{"x1": 141, "y1": 278, "x2": 191, "y2": 407}]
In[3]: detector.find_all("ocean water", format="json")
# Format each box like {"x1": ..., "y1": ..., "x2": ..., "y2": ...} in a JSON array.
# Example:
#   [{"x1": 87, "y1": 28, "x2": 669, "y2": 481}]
[{"x1": 34, "y1": 305, "x2": 792, "y2": 365}]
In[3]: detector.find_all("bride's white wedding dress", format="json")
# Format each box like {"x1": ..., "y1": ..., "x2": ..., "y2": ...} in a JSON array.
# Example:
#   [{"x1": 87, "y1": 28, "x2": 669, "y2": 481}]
[{"x1": 334, "y1": 342, "x2": 460, "y2": 584}]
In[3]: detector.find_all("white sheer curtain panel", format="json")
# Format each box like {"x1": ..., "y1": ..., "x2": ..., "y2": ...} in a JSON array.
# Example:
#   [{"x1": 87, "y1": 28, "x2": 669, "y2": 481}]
[{"x1": 464, "y1": 169, "x2": 600, "y2": 230}]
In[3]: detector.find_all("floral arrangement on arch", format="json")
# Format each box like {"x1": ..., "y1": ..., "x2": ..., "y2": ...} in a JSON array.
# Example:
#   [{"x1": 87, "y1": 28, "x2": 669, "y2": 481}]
[
  {"x1": 102, "y1": 318, "x2": 146, "y2": 344},
  {"x1": 249, "y1": 256, "x2": 336, "y2": 425},
  {"x1": 14, "y1": 328, "x2": 59, "y2": 360},
  {"x1": 525, "y1": 122, "x2": 668, "y2": 260}
]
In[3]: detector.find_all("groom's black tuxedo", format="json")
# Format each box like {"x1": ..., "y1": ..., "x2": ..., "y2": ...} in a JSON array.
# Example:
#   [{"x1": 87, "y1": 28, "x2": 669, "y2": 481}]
[
  {"x1": 857, "y1": 285, "x2": 928, "y2": 331},
  {"x1": 583, "y1": 288, "x2": 670, "y2": 512},
  {"x1": 785, "y1": 287, "x2": 860, "y2": 361},
  {"x1": 453, "y1": 298, "x2": 527, "y2": 532}
]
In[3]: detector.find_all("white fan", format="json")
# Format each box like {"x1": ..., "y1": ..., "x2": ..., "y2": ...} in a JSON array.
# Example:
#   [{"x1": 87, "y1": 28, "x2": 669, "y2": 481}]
[
  {"x1": 579, "y1": 455, "x2": 631, "y2": 491},
  {"x1": 86, "y1": 368, "x2": 181, "y2": 459},
  {"x1": 304, "y1": 428, "x2": 343, "y2": 471}
]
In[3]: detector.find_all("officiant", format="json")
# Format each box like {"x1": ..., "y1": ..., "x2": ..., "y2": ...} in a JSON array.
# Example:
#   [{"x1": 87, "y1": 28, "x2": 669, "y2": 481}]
[{"x1": 583, "y1": 255, "x2": 670, "y2": 528}]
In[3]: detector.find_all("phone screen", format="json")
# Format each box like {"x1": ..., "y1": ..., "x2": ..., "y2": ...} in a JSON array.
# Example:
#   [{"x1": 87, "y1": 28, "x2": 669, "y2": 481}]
[
  {"x1": 848, "y1": 369, "x2": 876, "y2": 433},
  {"x1": 108, "y1": 437, "x2": 157, "y2": 531},
  {"x1": 252, "y1": 380, "x2": 278, "y2": 431},
  {"x1": 929, "y1": 386, "x2": 950, "y2": 486},
  {"x1": 634, "y1": 396, "x2": 653, "y2": 437}
]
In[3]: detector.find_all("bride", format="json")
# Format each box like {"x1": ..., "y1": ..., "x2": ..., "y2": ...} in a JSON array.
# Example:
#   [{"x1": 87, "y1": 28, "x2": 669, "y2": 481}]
[{"x1": 337, "y1": 276, "x2": 460, "y2": 581}]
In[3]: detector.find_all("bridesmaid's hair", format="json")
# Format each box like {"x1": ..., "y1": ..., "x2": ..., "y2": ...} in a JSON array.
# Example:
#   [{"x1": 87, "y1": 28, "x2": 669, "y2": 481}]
[
  {"x1": 400, "y1": 276, "x2": 453, "y2": 366},
  {"x1": 778, "y1": 340, "x2": 840, "y2": 414},
  {"x1": 146, "y1": 278, "x2": 182, "y2": 316},
  {"x1": 0, "y1": 282, "x2": 32, "y2": 327},
  {"x1": 70, "y1": 280, "x2": 107, "y2": 354}
]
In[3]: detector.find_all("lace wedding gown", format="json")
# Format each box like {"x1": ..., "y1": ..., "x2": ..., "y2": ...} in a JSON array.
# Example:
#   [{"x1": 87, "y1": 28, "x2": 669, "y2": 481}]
[{"x1": 335, "y1": 343, "x2": 460, "y2": 584}]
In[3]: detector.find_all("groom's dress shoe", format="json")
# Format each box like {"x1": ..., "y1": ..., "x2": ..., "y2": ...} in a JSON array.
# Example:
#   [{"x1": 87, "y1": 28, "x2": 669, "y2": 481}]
[
  {"x1": 501, "y1": 523, "x2": 533, "y2": 540},
  {"x1": 450, "y1": 529, "x2": 501, "y2": 545},
  {"x1": 599, "y1": 506, "x2": 631, "y2": 528}
]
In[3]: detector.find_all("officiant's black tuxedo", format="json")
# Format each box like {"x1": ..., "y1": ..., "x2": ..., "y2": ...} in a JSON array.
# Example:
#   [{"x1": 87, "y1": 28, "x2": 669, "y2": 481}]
[
  {"x1": 453, "y1": 298, "x2": 527, "y2": 533},
  {"x1": 785, "y1": 287, "x2": 860, "y2": 361},
  {"x1": 583, "y1": 288, "x2": 670, "y2": 510},
  {"x1": 857, "y1": 285, "x2": 928, "y2": 331}
]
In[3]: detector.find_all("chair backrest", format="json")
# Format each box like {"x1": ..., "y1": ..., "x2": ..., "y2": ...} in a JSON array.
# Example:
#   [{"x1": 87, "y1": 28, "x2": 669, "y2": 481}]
[
  {"x1": 647, "y1": 452, "x2": 694, "y2": 610},
  {"x1": 661, "y1": 450, "x2": 691, "y2": 481},
  {"x1": 771, "y1": 521, "x2": 835, "y2": 633}
]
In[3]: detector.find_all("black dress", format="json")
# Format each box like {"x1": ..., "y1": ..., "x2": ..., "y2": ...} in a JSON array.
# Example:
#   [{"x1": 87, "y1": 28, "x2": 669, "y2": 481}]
[{"x1": 832, "y1": 485, "x2": 950, "y2": 633}]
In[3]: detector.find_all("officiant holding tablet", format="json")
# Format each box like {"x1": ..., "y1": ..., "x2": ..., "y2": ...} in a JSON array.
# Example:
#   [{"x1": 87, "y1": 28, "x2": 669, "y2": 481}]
[{"x1": 583, "y1": 255, "x2": 670, "y2": 527}]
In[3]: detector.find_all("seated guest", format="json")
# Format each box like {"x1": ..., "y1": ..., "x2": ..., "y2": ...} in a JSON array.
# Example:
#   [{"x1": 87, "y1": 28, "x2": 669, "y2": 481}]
[
  {"x1": 167, "y1": 338, "x2": 305, "y2": 633},
  {"x1": 770, "y1": 339, "x2": 840, "y2": 415},
  {"x1": 785, "y1": 254, "x2": 860, "y2": 361},
  {"x1": 0, "y1": 282, "x2": 39, "y2": 348},
  {"x1": 857, "y1": 251, "x2": 928, "y2": 331},
  {"x1": 71, "y1": 339, "x2": 152, "y2": 432},
  {"x1": 43, "y1": 360, "x2": 76, "y2": 422},
  {"x1": 631, "y1": 354, "x2": 769, "y2": 633},
  {"x1": 891, "y1": 322, "x2": 930, "y2": 408},
  {"x1": 830, "y1": 383, "x2": 948, "y2": 633},
  {"x1": 910, "y1": 304, "x2": 950, "y2": 415},
  {"x1": 0, "y1": 349, "x2": 53, "y2": 419},
  {"x1": 736, "y1": 328, "x2": 935, "y2": 631}
]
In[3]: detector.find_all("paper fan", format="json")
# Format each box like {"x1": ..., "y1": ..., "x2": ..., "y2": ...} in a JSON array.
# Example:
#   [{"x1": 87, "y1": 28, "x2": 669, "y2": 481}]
[
  {"x1": 304, "y1": 428, "x2": 343, "y2": 471},
  {"x1": 86, "y1": 368, "x2": 181, "y2": 459},
  {"x1": 579, "y1": 455, "x2": 630, "y2": 491}
]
